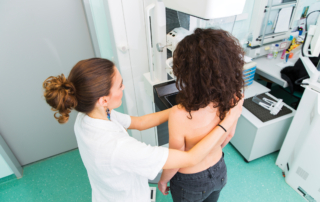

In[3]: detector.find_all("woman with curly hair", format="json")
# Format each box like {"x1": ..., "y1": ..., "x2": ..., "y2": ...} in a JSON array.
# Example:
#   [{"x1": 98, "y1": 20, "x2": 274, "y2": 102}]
[{"x1": 158, "y1": 28, "x2": 245, "y2": 202}]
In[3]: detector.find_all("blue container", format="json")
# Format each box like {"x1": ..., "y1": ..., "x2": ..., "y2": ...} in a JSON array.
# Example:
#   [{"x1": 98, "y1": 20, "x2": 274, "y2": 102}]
[{"x1": 243, "y1": 62, "x2": 256, "y2": 87}]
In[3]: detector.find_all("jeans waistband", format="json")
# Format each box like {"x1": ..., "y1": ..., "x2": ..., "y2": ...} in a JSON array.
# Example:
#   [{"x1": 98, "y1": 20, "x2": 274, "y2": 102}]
[{"x1": 171, "y1": 152, "x2": 225, "y2": 181}]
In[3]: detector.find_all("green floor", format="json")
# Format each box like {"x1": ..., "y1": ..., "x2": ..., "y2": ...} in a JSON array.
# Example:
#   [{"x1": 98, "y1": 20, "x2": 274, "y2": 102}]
[{"x1": 0, "y1": 144, "x2": 304, "y2": 202}]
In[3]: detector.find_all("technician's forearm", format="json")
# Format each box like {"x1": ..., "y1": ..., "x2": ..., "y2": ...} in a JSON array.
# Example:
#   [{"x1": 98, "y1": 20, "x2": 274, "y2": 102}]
[
  {"x1": 160, "y1": 169, "x2": 179, "y2": 184},
  {"x1": 163, "y1": 128, "x2": 229, "y2": 170},
  {"x1": 188, "y1": 128, "x2": 228, "y2": 165},
  {"x1": 163, "y1": 118, "x2": 237, "y2": 169},
  {"x1": 139, "y1": 108, "x2": 170, "y2": 131},
  {"x1": 188, "y1": 117, "x2": 236, "y2": 165},
  {"x1": 163, "y1": 101, "x2": 243, "y2": 169}
]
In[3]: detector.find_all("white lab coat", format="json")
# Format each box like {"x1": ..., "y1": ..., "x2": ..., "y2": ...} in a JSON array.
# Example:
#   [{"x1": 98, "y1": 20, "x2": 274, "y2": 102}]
[{"x1": 74, "y1": 110, "x2": 168, "y2": 202}]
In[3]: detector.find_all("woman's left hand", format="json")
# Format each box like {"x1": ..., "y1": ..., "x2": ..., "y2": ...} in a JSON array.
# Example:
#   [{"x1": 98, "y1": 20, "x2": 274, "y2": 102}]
[{"x1": 158, "y1": 181, "x2": 170, "y2": 195}]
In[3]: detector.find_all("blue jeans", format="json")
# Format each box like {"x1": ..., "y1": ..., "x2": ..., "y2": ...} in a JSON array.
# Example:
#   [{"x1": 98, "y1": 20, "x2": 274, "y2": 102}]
[{"x1": 170, "y1": 154, "x2": 227, "y2": 202}]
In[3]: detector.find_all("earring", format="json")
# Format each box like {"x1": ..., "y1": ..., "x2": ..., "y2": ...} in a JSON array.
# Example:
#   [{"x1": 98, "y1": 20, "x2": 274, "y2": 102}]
[{"x1": 106, "y1": 108, "x2": 111, "y2": 120}]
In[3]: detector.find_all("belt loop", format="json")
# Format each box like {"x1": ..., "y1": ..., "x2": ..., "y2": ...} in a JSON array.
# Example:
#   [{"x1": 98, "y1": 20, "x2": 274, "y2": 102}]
[
  {"x1": 208, "y1": 168, "x2": 214, "y2": 178},
  {"x1": 208, "y1": 170, "x2": 212, "y2": 178},
  {"x1": 223, "y1": 152, "x2": 224, "y2": 158}
]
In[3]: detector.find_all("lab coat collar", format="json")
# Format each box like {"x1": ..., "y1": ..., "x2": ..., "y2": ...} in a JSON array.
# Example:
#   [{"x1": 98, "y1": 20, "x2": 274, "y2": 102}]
[{"x1": 82, "y1": 113, "x2": 123, "y2": 133}]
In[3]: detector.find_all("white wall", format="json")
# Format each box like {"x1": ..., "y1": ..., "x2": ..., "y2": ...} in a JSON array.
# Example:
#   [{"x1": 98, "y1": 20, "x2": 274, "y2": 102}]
[
  {"x1": 0, "y1": 154, "x2": 13, "y2": 179},
  {"x1": 89, "y1": 0, "x2": 114, "y2": 60},
  {"x1": 292, "y1": 0, "x2": 320, "y2": 30},
  {"x1": 0, "y1": 0, "x2": 95, "y2": 165},
  {"x1": 88, "y1": 0, "x2": 125, "y2": 113}
]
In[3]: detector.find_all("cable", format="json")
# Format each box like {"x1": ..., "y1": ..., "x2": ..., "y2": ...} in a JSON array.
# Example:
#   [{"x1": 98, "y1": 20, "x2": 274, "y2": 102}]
[
  {"x1": 301, "y1": 10, "x2": 320, "y2": 57},
  {"x1": 305, "y1": 10, "x2": 320, "y2": 32},
  {"x1": 294, "y1": 75, "x2": 309, "y2": 86}
]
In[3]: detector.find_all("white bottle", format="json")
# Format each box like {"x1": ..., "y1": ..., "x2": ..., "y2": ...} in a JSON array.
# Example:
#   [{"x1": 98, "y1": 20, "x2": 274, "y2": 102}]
[{"x1": 267, "y1": 45, "x2": 274, "y2": 59}]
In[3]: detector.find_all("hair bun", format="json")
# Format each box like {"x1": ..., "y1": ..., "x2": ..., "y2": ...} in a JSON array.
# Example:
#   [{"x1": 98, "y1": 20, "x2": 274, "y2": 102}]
[
  {"x1": 61, "y1": 81, "x2": 76, "y2": 95},
  {"x1": 43, "y1": 74, "x2": 78, "y2": 124}
]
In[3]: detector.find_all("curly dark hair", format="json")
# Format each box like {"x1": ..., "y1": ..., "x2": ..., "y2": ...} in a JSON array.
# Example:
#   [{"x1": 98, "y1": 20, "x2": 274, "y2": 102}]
[{"x1": 172, "y1": 28, "x2": 245, "y2": 120}]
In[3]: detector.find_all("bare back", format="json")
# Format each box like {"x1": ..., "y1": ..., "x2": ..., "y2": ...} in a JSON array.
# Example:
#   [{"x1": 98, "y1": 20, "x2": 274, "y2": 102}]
[{"x1": 169, "y1": 104, "x2": 225, "y2": 174}]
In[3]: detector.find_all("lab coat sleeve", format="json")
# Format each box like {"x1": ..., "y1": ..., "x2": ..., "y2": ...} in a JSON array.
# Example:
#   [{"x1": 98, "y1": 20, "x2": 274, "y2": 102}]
[
  {"x1": 110, "y1": 110, "x2": 131, "y2": 129},
  {"x1": 111, "y1": 136, "x2": 169, "y2": 180}
]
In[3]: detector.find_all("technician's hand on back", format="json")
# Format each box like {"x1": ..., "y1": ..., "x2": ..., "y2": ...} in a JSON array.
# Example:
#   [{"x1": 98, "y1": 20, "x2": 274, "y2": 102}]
[{"x1": 43, "y1": 58, "x2": 243, "y2": 202}]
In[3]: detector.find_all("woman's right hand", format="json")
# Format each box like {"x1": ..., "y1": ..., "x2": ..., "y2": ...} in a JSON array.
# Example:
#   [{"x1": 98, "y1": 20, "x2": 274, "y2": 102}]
[
  {"x1": 230, "y1": 95, "x2": 244, "y2": 119},
  {"x1": 158, "y1": 181, "x2": 170, "y2": 195}
]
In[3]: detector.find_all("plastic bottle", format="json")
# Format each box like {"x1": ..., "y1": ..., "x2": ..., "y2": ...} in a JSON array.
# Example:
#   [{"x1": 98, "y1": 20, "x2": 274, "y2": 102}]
[
  {"x1": 273, "y1": 44, "x2": 279, "y2": 59},
  {"x1": 281, "y1": 49, "x2": 287, "y2": 59},
  {"x1": 280, "y1": 36, "x2": 293, "y2": 59},
  {"x1": 267, "y1": 45, "x2": 274, "y2": 59}
]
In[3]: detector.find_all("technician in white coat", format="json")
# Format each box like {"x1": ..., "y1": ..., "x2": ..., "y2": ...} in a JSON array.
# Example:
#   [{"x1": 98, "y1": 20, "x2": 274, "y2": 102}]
[{"x1": 43, "y1": 58, "x2": 243, "y2": 202}]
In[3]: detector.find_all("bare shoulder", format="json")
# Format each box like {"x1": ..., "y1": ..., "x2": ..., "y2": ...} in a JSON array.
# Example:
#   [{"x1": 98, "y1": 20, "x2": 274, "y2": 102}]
[
  {"x1": 169, "y1": 105, "x2": 190, "y2": 125},
  {"x1": 168, "y1": 105, "x2": 189, "y2": 140},
  {"x1": 170, "y1": 105, "x2": 187, "y2": 117}
]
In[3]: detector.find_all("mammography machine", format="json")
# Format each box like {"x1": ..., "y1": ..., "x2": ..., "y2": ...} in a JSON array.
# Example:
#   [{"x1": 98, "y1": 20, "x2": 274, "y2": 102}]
[
  {"x1": 276, "y1": 13, "x2": 320, "y2": 201},
  {"x1": 144, "y1": 0, "x2": 247, "y2": 149}
]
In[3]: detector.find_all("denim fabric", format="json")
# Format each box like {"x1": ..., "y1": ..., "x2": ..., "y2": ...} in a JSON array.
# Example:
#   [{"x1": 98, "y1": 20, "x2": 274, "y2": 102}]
[{"x1": 170, "y1": 154, "x2": 227, "y2": 202}]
